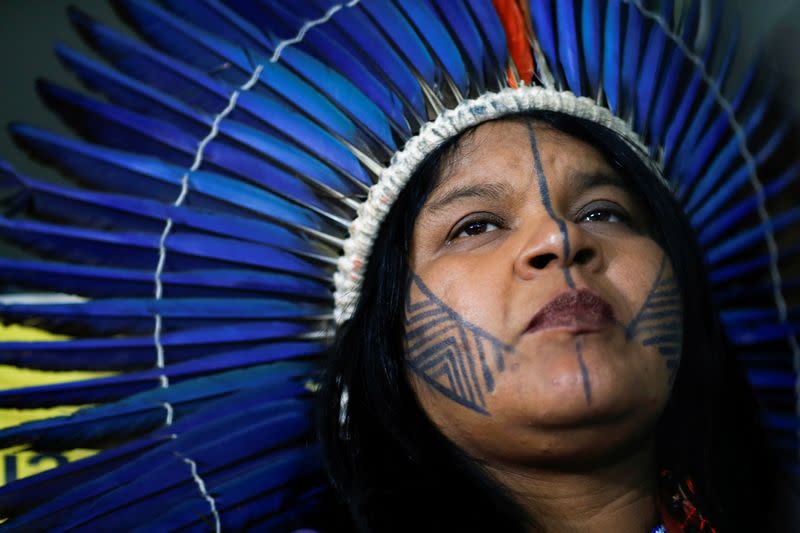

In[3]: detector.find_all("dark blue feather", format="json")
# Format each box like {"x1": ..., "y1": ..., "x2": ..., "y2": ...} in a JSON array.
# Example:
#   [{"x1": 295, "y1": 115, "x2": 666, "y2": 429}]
[
  {"x1": 0, "y1": 321, "x2": 316, "y2": 371},
  {"x1": 556, "y1": 0, "x2": 584, "y2": 94},
  {"x1": 9, "y1": 171, "x2": 326, "y2": 257},
  {"x1": 697, "y1": 164, "x2": 799, "y2": 247},
  {"x1": 69, "y1": 7, "x2": 380, "y2": 178},
  {"x1": 690, "y1": 123, "x2": 789, "y2": 227},
  {"x1": 5, "y1": 400, "x2": 314, "y2": 530},
  {"x1": 635, "y1": 12, "x2": 667, "y2": 134},
  {"x1": 394, "y1": 0, "x2": 469, "y2": 97},
  {"x1": 602, "y1": 0, "x2": 622, "y2": 113},
  {"x1": 529, "y1": 0, "x2": 561, "y2": 87},
  {"x1": 10, "y1": 125, "x2": 335, "y2": 235},
  {"x1": 0, "y1": 217, "x2": 329, "y2": 282},
  {"x1": 706, "y1": 208, "x2": 800, "y2": 266},
  {"x1": 581, "y1": 0, "x2": 602, "y2": 97},
  {"x1": 463, "y1": 0, "x2": 507, "y2": 87},
  {"x1": 709, "y1": 245, "x2": 800, "y2": 286},
  {"x1": 0, "y1": 437, "x2": 164, "y2": 516},
  {"x1": 358, "y1": 0, "x2": 439, "y2": 90},
  {"x1": 620, "y1": 3, "x2": 644, "y2": 117},
  {"x1": 682, "y1": 85, "x2": 768, "y2": 209},
  {"x1": 0, "y1": 295, "x2": 328, "y2": 336},
  {"x1": 426, "y1": 0, "x2": 487, "y2": 91},
  {"x1": 0, "y1": 341, "x2": 323, "y2": 407},
  {"x1": 56, "y1": 45, "x2": 364, "y2": 197},
  {"x1": 36, "y1": 82, "x2": 344, "y2": 216},
  {"x1": 0, "y1": 258, "x2": 331, "y2": 301},
  {"x1": 0, "y1": 362, "x2": 313, "y2": 447}
]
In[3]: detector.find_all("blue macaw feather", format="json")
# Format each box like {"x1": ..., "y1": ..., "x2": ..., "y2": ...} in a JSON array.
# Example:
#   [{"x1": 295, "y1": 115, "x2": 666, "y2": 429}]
[
  {"x1": 0, "y1": 258, "x2": 331, "y2": 301},
  {"x1": 556, "y1": 0, "x2": 583, "y2": 95},
  {"x1": 125, "y1": 449, "x2": 322, "y2": 532},
  {"x1": 0, "y1": 295, "x2": 328, "y2": 336},
  {"x1": 747, "y1": 370, "x2": 797, "y2": 389},
  {"x1": 358, "y1": 0, "x2": 439, "y2": 91},
  {"x1": 160, "y1": 0, "x2": 397, "y2": 156},
  {"x1": 0, "y1": 217, "x2": 329, "y2": 284},
  {"x1": 715, "y1": 279, "x2": 800, "y2": 307},
  {"x1": 274, "y1": 0, "x2": 426, "y2": 122},
  {"x1": 620, "y1": 3, "x2": 644, "y2": 118},
  {"x1": 56, "y1": 45, "x2": 365, "y2": 198},
  {"x1": 10, "y1": 125, "x2": 337, "y2": 236},
  {"x1": 234, "y1": 0, "x2": 410, "y2": 141},
  {"x1": 733, "y1": 319, "x2": 799, "y2": 345},
  {"x1": 425, "y1": 0, "x2": 486, "y2": 91},
  {"x1": 681, "y1": 0, "x2": 701, "y2": 43},
  {"x1": 7, "y1": 169, "x2": 327, "y2": 258},
  {"x1": 207, "y1": 484, "x2": 325, "y2": 533},
  {"x1": 690, "y1": 122, "x2": 789, "y2": 227},
  {"x1": 635, "y1": 15, "x2": 667, "y2": 135},
  {"x1": 112, "y1": 0, "x2": 368, "y2": 149},
  {"x1": 5, "y1": 401, "x2": 314, "y2": 531},
  {"x1": 764, "y1": 412, "x2": 800, "y2": 432},
  {"x1": 394, "y1": 0, "x2": 469, "y2": 97},
  {"x1": 0, "y1": 363, "x2": 313, "y2": 448},
  {"x1": 0, "y1": 342, "x2": 323, "y2": 407},
  {"x1": 697, "y1": 164, "x2": 799, "y2": 247},
  {"x1": 602, "y1": 0, "x2": 622, "y2": 113},
  {"x1": 670, "y1": 30, "x2": 739, "y2": 180},
  {"x1": 700, "y1": 0, "x2": 723, "y2": 67},
  {"x1": 661, "y1": 71, "x2": 702, "y2": 171},
  {"x1": 0, "y1": 437, "x2": 164, "y2": 517},
  {"x1": 709, "y1": 244, "x2": 800, "y2": 286},
  {"x1": 706, "y1": 208, "x2": 800, "y2": 266},
  {"x1": 464, "y1": 0, "x2": 507, "y2": 86},
  {"x1": 0, "y1": 320, "x2": 316, "y2": 371},
  {"x1": 69, "y1": 7, "x2": 379, "y2": 180},
  {"x1": 682, "y1": 86, "x2": 769, "y2": 209},
  {"x1": 649, "y1": 46, "x2": 686, "y2": 147},
  {"x1": 580, "y1": 0, "x2": 602, "y2": 98},
  {"x1": 36, "y1": 82, "x2": 350, "y2": 218},
  {"x1": 529, "y1": 0, "x2": 561, "y2": 87}
]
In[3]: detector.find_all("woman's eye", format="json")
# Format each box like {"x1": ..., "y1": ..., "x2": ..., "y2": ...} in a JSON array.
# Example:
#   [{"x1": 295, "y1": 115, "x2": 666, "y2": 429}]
[
  {"x1": 583, "y1": 209, "x2": 622, "y2": 223},
  {"x1": 579, "y1": 205, "x2": 631, "y2": 225},
  {"x1": 450, "y1": 218, "x2": 501, "y2": 241}
]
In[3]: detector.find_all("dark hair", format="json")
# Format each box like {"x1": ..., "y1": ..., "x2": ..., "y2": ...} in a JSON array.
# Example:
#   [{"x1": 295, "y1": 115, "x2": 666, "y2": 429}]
[{"x1": 318, "y1": 112, "x2": 777, "y2": 532}]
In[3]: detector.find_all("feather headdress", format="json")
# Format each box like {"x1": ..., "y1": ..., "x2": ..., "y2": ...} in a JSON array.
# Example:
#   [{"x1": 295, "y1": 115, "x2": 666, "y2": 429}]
[{"x1": 0, "y1": 0, "x2": 797, "y2": 530}]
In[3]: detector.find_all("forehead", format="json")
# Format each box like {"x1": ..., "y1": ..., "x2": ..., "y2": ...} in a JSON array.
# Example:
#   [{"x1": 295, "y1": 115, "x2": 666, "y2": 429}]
[{"x1": 431, "y1": 119, "x2": 617, "y2": 197}]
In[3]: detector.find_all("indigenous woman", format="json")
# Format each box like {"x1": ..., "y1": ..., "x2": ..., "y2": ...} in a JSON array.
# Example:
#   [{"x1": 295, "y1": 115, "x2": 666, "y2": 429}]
[{"x1": 0, "y1": 1, "x2": 796, "y2": 532}]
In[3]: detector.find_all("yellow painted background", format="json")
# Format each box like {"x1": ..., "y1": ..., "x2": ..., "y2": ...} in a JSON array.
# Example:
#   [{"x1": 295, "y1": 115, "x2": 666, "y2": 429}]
[{"x1": 0, "y1": 324, "x2": 109, "y2": 486}]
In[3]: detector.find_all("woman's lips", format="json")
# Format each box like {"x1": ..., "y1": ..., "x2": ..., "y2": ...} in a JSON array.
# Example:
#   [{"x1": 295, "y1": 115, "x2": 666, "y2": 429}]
[{"x1": 526, "y1": 289, "x2": 616, "y2": 334}]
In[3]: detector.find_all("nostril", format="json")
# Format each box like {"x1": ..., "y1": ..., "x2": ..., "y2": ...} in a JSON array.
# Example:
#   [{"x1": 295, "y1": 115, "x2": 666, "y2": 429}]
[
  {"x1": 573, "y1": 248, "x2": 595, "y2": 265},
  {"x1": 531, "y1": 253, "x2": 558, "y2": 269}
]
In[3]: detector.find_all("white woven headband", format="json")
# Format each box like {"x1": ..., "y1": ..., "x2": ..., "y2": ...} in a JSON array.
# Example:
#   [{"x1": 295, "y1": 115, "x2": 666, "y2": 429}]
[{"x1": 333, "y1": 86, "x2": 658, "y2": 323}]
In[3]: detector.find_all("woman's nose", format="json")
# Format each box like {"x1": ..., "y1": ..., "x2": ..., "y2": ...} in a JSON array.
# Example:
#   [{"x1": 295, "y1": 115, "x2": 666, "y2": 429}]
[{"x1": 514, "y1": 220, "x2": 603, "y2": 279}]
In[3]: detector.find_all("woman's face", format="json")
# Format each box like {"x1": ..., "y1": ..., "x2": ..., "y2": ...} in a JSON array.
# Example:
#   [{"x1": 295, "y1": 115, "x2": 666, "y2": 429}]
[{"x1": 406, "y1": 120, "x2": 681, "y2": 468}]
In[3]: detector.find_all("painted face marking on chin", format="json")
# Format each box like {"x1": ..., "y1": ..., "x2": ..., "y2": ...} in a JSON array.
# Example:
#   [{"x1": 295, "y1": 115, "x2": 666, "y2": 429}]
[
  {"x1": 526, "y1": 123, "x2": 592, "y2": 404},
  {"x1": 405, "y1": 273, "x2": 514, "y2": 416},
  {"x1": 625, "y1": 255, "x2": 683, "y2": 383}
]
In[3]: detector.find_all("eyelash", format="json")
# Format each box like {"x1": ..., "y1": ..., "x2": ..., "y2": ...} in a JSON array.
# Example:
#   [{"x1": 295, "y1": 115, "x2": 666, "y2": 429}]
[
  {"x1": 448, "y1": 213, "x2": 505, "y2": 243},
  {"x1": 577, "y1": 203, "x2": 633, "y2": 225}
]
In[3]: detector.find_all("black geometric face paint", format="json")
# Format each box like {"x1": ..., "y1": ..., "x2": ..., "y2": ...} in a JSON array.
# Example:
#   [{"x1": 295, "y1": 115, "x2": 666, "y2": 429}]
[
  {"x1": 526, "y1": 123, "x2": 593, "y2": 404},
  {"x1": 625, "y1": 255, "x2": 683, "y2": 383},
  {"x1": 404, "y1": 273, "x2": 514, "y2": 415}
]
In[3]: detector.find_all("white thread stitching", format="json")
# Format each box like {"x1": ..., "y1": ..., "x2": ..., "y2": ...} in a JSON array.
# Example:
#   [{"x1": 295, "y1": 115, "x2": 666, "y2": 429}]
[
  {"x1": 627, "y1": 0, "x2": 800, "y2": 455},
  {"x1": 152, "y1": 62, "x2": 263, "y2": 415},
  {"x1": 269, "y1": 0, "x2": 361, "y2": 63},
  {"x1": 181, "y1": 456, "x2": 221, "y2": 533}
]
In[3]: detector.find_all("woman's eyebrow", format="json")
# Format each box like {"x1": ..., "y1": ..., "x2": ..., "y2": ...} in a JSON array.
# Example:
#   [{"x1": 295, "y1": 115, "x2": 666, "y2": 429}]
[
  {"x1": 570, "y1": 171, "x2": 630, "y2": 195},
  {"x1": 424, "y1": 181, "x2": 513, "y2": 213}
]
